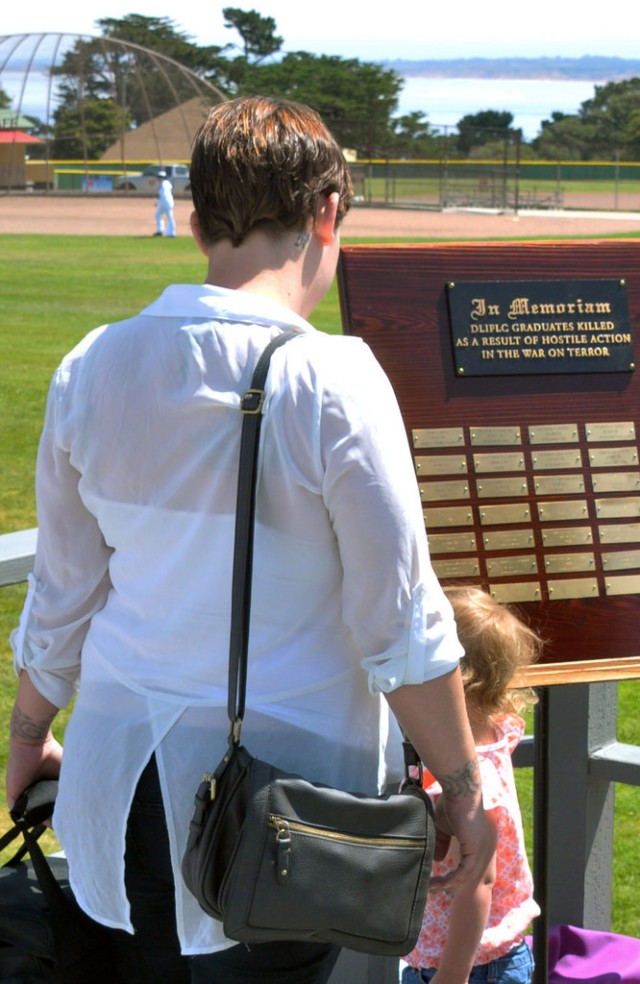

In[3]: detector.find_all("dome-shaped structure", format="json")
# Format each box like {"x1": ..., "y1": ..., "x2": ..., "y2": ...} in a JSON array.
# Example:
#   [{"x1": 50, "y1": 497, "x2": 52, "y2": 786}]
[{"x1": 0, "y1": 33, "x2": 225, "y2": 192}]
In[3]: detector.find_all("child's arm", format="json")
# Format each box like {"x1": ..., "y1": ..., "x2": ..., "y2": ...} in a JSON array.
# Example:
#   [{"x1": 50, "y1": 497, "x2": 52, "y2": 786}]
[{"x1": 430, "y1": 809, "x2": 498, "y2": 984}]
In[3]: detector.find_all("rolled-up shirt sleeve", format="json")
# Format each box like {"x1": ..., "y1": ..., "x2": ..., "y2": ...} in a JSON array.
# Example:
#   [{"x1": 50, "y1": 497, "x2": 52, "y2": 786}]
[
  {"x1": 318, "y1": 339, "x2": 463, "y2": 694},
  {"x1": 11, "y1": 369, "x2": 112, "y2": 708}
]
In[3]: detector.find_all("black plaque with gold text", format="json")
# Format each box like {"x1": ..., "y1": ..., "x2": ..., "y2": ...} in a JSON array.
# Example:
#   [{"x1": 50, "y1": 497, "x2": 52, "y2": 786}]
[{"x1": 447, "y1": 279, "x2": 633, "y2": 376}]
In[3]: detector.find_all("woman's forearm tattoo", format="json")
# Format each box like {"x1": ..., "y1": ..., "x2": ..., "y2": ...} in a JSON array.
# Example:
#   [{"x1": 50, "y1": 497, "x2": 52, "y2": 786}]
[
  {"x1": 439, "y1": 758, "x2": 481, "y2": 799},
  {"x1": 10, "y1": 704, "x2": 55, "y2": 743}
]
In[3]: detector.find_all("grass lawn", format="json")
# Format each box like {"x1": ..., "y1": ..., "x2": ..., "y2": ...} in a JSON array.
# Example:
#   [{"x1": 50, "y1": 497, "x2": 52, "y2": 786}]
[{"x1": 1, "y1": 233, "x2": 640, "y2": 936}]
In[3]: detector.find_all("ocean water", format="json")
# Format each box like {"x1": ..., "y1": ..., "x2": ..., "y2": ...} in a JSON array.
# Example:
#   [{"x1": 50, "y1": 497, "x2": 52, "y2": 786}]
[{"x1": 396, "y1": 77, "x2": 599, "y2": 140}]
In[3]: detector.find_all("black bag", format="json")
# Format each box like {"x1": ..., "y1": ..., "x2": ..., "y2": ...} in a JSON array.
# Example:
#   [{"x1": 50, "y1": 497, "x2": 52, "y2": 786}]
[
  {"x1": 181, "y1": 333, "x2": 436, "y2": 956},
  {"x1": 0, "y1": 781, "x2": 112, "y2": 983}
]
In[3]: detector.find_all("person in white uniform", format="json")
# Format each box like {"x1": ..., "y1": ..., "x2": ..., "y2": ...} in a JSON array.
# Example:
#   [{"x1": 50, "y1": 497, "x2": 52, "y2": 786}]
[
  {"x1": 7, "y1": 96, "x2": 494, "y2": 984},
  {"x1": 154, "y1": 169, "x2": 176, "y2": 237}
]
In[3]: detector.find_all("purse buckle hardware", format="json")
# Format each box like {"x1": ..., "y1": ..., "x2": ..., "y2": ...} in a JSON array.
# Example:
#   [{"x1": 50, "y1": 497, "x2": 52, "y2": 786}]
[
  {"x1": 228, "y1": 717, "x2": 243, "y2": 745},
  {"x1": 202, "y1": 772, "x2": 217, "y2": 801},
  {"x1": 241, "y1": 388, "x2": 265, "y2": 414}
]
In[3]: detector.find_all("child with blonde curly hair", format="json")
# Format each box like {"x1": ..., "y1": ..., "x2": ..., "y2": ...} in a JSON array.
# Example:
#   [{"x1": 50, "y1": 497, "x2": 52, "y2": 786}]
[{"x1": 403, "y1": 585, "x2": 542, "y2": 984}]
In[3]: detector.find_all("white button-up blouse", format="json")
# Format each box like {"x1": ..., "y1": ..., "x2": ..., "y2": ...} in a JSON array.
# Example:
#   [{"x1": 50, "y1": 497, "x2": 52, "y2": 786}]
[{"x1": 12, "y1": 283, "x2": 462, "y2": 954}]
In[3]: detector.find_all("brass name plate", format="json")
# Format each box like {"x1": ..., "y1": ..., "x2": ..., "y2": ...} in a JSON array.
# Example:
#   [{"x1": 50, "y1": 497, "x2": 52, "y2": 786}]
[
  {"x1": 548, "y1": 578, "x2": 599, "y2": 600},
  {"x1": 538, "y1": 500, "x2": 588, "y2": 522},
  {"x1": 432, "y1": 558, "x2": 480, "y2": 579},
  {"x1": 589, "y1": 447, "x2": 639, "y2": 467},
  {"x1": 420, "y1": 480, "x2": 470, "y2": 502},
  {"x1": 480, "y1": 504, "x2": 532, "y2": 525},
  {"x1": 490, "y1": 582, "x2": 541, "y2": 603},
  {"x1": 477, "y1": 477, "x2": 529, "y2": 498},
  {"x1": 424, "y1": 507, "x2": 473, "y2": 528},
  {"x1": 596, "y1": 497, "x2": 640, "y2": 519},
  {"x1": 545, "y1": 553, "x2": 595, "y2": 574},
  {"x1": 487, "y1": 555, "x2": 538, "y2": 577},
  {"x1": 586, "y1": 421, "x2": 636, "y2": 443},
  {"x1": 472, "y1": 452, "x2": 525, "y2": 473},
  {"x1": 470, "y1": 426, "x2": 521, "y2": 446},
  {"x1": 606, "y1": 574, "x2": 640, "y2": 596},
  {"x1": 413, "y1": 427, "x2": 464, "y2": 449},
  {"x1": 591, "y1": 472, "x2": 640, "y2": 493},
  {"x1": 429, "y1": 532, "x2": 477, "y2": 554},
  {"x1": 532, "y1": 449, "x2": 582, "y2": 470},
  {"x1": 447, "y1": 279, "x2": 633, "y2": 377},
  {"x1": 601, "y1": 550, "x2": 640, "y2": 571},
  {"x1": 483, "y1": 529, "x2": 534, "y2": 550},
  {"x1": 543, "y1": 527, "x2": 593, "y2": 547},
  {"x1": 535, "y1": 475, "x2": 585, "y2": 496},
  {"x1": 599, "y1": 523, "x2": 640, "y2": 544},
  {"x1": 415, "y1": 454, "x2": 467, "y2": 476},
  {"x1": 529, "y1": 424, "x2": 579, "y2": 445}
]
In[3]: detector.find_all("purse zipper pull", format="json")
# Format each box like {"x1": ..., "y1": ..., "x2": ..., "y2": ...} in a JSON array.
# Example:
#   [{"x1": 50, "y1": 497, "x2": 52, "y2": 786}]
[{"x1": 274, "y1": 819, "x2": 291, "y2": 884}]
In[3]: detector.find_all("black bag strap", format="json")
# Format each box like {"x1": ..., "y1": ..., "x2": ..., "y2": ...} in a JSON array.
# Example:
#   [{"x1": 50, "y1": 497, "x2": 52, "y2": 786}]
[
  {"x1": 225, "y1": 329, "x2": 421, "y2": 783},
  {"x1": 227, "y1": 330, "x2": 299, "y2": 734},
  {"x1": 2, "y1": 783, "x2": 86, "y2": 960}
]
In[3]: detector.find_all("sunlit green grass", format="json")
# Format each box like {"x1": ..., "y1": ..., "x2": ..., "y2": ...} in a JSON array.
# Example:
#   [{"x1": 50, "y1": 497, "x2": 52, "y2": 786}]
[{"x1": 1, "y1": 233, "x2": 639, "y2": 937}]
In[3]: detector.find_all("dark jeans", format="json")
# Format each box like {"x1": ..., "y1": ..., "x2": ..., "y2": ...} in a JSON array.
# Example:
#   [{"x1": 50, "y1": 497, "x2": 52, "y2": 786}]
[{"x1": 105, "y1": 757, "x2": 341, "y2": 983}]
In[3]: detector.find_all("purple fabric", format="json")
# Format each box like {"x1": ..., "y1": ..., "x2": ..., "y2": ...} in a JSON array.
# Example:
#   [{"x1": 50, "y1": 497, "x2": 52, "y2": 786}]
[{"x1": 527, "y1": 925, "x2": 640, "y2": 982}]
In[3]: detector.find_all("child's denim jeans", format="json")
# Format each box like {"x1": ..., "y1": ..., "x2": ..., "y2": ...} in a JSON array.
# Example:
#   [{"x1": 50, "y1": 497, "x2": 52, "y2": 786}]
[{"x1": 401, "y1": 940, "x2": 534, "y2": 983}]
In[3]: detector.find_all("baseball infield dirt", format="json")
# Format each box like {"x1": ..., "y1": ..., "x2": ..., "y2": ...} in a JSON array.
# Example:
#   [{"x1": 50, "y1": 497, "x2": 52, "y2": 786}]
[{"x1": 2, "y1": 194, "x2": 640, "y2": 240}]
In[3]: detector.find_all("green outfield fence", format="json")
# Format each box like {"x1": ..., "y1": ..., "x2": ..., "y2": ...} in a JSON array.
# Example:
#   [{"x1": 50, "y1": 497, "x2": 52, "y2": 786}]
[{"x1": 15, "y1": 158, "x2": 640, "y2": 213}]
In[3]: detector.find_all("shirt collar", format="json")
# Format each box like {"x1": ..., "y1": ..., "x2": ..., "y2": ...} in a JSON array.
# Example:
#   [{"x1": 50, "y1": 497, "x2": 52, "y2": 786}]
[{"x1": 141, "y1": 283, "x2": 314, "y2": 334}]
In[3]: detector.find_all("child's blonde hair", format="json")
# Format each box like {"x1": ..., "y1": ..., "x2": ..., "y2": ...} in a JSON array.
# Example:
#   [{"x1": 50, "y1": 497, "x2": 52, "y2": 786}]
[{"x1": 444, "y1": 585, "x2": 541, "y2": 715}]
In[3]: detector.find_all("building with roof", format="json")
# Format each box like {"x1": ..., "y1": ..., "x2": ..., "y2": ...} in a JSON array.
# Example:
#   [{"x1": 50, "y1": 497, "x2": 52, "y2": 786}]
[
  {"x1": 99, "y1": 96, "x2": 214, "y2": 167},
  {"x1": 0, "y1": 128, "x2": 42, "y2": 189}
]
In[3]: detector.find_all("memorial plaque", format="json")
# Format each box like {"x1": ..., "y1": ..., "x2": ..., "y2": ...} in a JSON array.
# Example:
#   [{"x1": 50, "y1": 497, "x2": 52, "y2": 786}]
[
  {"x1": 480, "y1": 504, "x2": 532, "y2": 525},
  {"x1": 476, "y1": 477, "x2": 529, "y2": 498},
  {"x1": 490, "y1": 583, "x2": 541, "y2": 603},
  {"x1": 606, "y1": 575, "x2": 640, "y2": 596},
  {"x1": 586, "y1": 421, "x2": 636, "y2": 442},
  {"x1": 532, "y1": 449, "x2": 583, "y2": 470},
  {"x1": 429, "y1": 532, "x2": 477, "y2": 553},
  {"x1": 534, "y1": 475, "x2": 585, "y2": 495},
  {"x1": 543, "y1": 527, "x2": 593, "y2": 547},
  {"x1": 419, "y1": 480, "x2": 470, "y2": 502},
  {"x1": 470, "y1": 426, "x2": 521, "y2": 446},
  {"x1": 423, "y1": 506, "x2": 473, "y2": 528},
  {"x1": 596, "y1": 497, "x2": 640, "y2": 519},
  {"x1": 529, "y1": 424, "x2": 579, "y2": 445},
  {"x1": 415, "y1": 454, "x2": 467, "y2": 476},
  {"x1": 413, "y1": 427, "x2": 464, "y2": 449},
  {"x1": 537, "y1": 501, "x2": 589, "y2": 522},
  {"x1": 591, "y1": 472, "x2": 640, "y2": 493},
  {"x1": 545, "y1": 553, "x2": 595, "y2": 574},
  {"x1": 487, "y1": 556, "x2": 538, "y2": 577},
  {"x1": 589, "y1": 447, "x2": 638, "y2": 467},
  {"x1": 473, "y1": 452, "x2": 525, "y2": 473},
  {"x1": 339, "y1": 240, "x2": 640, "y2": 665},
  {"x1": 447, "y1": 279, "x2": 633, "y2": 377},
  {"x1": 598, "y1": 523, "x2": 640, "y2": 544},
  {"x1": 432, "y1": 558, "x2": 480, "y2": 579},
  {"x1": 548, "y1": 578, "x2": 599, "y2": 599},
  {"x1": 483, "y1": 529, "x2": 535, "y2": 550},
  {"x1": 601, "y1": 550, "x2": 640, "y2": 571}
]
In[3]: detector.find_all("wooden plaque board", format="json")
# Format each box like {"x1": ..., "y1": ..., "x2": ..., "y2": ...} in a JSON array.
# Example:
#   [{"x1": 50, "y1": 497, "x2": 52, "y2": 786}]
[{"x1": 338, "y1": 240, "x2": 640, "y2": 671}]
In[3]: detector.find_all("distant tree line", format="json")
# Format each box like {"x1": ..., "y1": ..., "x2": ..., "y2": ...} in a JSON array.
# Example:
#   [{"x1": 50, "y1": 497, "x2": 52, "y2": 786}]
[{"x1": 4, "y1": 11, "x2": 640, "y2": 162}]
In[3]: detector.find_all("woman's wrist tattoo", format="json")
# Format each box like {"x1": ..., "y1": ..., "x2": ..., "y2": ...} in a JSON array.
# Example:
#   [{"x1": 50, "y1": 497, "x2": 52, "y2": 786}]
[
  {"x1": 439, "y1": 758, "x2": 481, "y2": 799},
  {"x1": 10, "y1": 704, "x2": 55, "y2": 744}
]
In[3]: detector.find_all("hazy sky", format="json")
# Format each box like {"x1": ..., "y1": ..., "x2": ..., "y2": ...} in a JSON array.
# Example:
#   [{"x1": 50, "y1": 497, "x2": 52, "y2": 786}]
[{"x1": 2, "y1": 0, "x2": 638, "y2": 62}]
